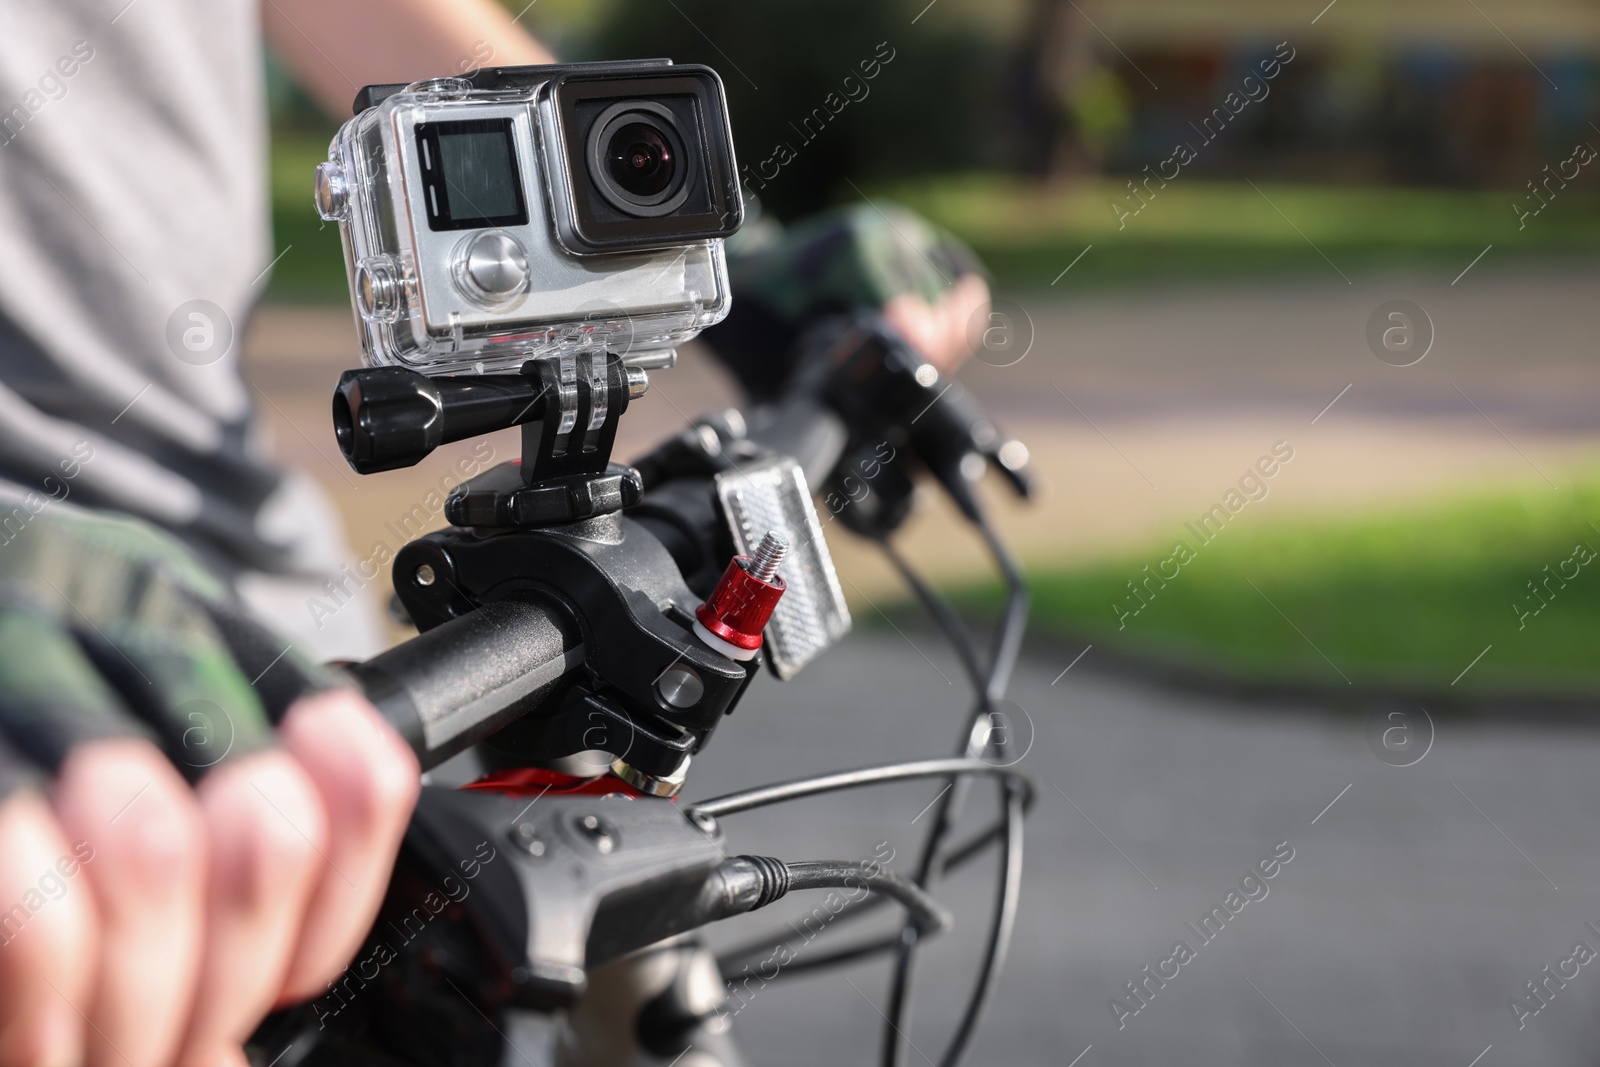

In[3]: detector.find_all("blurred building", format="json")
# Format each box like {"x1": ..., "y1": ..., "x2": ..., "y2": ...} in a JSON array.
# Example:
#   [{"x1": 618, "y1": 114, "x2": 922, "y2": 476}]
[{"x1": 1080, "y1": 0, "x2": 1600, "y2": 184}]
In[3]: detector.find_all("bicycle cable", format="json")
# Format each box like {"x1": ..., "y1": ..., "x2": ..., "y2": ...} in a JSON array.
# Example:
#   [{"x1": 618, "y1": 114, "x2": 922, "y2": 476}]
[
  {"x1": 714, "y1": 804, "x2": 1028, "y2": 980},
  {"x1": 697, "y1": 496, "x2": 1033, "y2": 1067},
  {"x1": 689, "y1": 758, "x2": 1032, "y2": 819},
  {"x1": 879, "y1": 509, "x2": 1030, "y2": 1067}
]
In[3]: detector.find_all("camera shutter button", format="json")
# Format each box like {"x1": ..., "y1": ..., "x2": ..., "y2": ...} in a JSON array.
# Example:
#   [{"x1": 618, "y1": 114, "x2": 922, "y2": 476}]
[{"x1": 460, "y1": 233, "x2": 529, "y2": 299}]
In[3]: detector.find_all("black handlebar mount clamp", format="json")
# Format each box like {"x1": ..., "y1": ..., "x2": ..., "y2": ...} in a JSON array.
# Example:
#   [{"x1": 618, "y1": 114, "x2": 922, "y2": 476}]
[{"x1": 335, "y1": 353, "x2": 761, "y2": 796}]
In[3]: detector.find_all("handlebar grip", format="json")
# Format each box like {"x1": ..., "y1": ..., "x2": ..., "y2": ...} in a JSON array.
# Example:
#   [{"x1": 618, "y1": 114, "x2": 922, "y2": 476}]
[{"x1": 347, "y1": 598, "x2": 584, "y2": 770}]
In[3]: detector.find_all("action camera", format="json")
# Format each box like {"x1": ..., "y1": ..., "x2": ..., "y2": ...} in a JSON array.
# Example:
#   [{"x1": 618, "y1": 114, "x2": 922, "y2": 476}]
[{"x1": 314, "y1": 60, "x2": 744, "y2": 375}]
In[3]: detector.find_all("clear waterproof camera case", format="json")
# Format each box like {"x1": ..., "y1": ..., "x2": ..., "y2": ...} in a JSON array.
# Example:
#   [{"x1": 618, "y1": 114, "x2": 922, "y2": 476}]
[{"x1": 315, "y1": 61, "x2": 743, "y2": 375}]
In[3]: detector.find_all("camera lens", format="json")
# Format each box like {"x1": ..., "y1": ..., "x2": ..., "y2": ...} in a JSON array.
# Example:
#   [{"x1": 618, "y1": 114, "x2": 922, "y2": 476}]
[
  {"x1": 587, "y1": 102, "x2": 693, "y2": 218},
  {"x1": 606, "y1": 122, "x2": 675, "y2": 197}
]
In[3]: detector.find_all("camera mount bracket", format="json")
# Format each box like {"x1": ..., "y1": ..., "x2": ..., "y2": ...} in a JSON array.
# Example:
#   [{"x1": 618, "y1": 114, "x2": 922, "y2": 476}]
[
  {"x1": 334, "y1": 351, "x2": 649, "y2": 528},
  {"x1": 335, "y1": 351, "x2": 762, "y2": 794},
  {"x1": 445, "y1": 352, "x2": 647, "y2": 529}
]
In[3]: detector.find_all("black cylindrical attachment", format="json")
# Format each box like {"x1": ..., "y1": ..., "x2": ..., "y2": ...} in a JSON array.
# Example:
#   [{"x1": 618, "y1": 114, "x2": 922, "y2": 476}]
[
  {"x1": 347, "y1": 598, "x2": 583, "y2": 769},
  {"x1": 333, "y1": 367, "x2": 548, "y2": 474},
  {"x1": 692, "y1": 855, "x2": 951, "y2": 936}
]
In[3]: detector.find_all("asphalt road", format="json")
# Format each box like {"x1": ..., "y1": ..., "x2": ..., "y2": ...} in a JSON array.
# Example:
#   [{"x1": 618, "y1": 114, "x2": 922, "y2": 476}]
[{"x1": 660, "y1": 629, "x2": 1600, "y2": 1067}]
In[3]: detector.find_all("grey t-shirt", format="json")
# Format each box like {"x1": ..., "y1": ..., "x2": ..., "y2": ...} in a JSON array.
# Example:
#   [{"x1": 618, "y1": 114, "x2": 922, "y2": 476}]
[{"x1": 0, "y1": 0, "x2": 380, "y2": 657}]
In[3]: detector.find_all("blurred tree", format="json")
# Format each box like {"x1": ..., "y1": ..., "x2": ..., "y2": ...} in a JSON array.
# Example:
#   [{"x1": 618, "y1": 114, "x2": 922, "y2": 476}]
[
  {"x1": 266, "y1": 53, "x2": 334, "y2": 132},
  {"x1": 1012, "y1": 0, "x2": 1078, "y2": 175},
  {"x1": 1010, "y1": 0, "x2": 1128, "y2": 179},
  {"x1": 590, "y1": 0, "x2": 1004, "y2": 218},
  {"x1": 498, "y1": 0, "x2": 611, "y2": 57},
  {"x1": 1064, "y1": 67, "x2": 1133, "y2": 173}
]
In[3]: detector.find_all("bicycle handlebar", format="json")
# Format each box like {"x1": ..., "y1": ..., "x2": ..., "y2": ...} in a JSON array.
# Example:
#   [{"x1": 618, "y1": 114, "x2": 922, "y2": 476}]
[
  {"x1": 344, "y1": 388, "x2": 852, "y2": 776},
  {"x1": 745, "y1": 397, "x2": 849, "y2": 489},
  {"x1": 347, "y1": 597, "x2": 583, "y2": 771}
]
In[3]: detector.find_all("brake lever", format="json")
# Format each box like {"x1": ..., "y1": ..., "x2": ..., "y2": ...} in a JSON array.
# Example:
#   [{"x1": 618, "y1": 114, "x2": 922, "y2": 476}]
[
  {"x1": 992, "y1": 447, "x2": 1036, "y2": 499},
  {"x1": 396, "y1": 785, "x2": 728, "y2": 1010},
  {"x1": 799, "y1": 313, "x2": 1039, "y2": 526},
  {"x1": 912, "y1": 373, "x2": 1037, "y2": 508}
]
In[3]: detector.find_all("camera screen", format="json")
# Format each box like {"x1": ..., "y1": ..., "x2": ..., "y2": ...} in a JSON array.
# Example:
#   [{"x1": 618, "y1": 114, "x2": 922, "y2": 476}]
[{"x1": 416, "y1": 118, "x2": 529, "y2": 231}]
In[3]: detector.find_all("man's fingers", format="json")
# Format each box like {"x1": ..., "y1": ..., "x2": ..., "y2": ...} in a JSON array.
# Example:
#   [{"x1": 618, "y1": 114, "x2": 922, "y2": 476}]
[
  {"x1": 176, "y1": 751, "x2": 326, "y2": 1065},
  {"x1": 941, "y1": 273, "x2": 992, "y2": 370},
  {"x1": 0, "y1": 789, "x2": 97, "y2": 1067},
  {"x1": 52, "y1": 739, "x2": 206, "y2": 1067},
  {"x1": 194, "y1": 1047, "x2": 250, "y2": 1067},
  {"x1": 882, "y1": 273, "x2": 993, "y2": 376},
  {"x1": 275, "y1": 689, "x2": 420, "y2": 1001}
]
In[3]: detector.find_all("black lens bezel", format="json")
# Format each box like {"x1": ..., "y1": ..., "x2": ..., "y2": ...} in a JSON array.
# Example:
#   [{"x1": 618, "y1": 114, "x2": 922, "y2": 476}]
[
  {"x1": 415, "y1": 117, "x2": 529, "y2": 232},
  {"x1": 552, "y1": 68, "x2": 743, "y2": 251}
]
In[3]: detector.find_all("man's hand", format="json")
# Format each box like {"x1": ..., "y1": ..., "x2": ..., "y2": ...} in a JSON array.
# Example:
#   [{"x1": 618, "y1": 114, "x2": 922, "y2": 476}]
[
  {"x1": 881, "y1": 271, "x2": 992, "y2": 376},
  {"x1": 703, "y1": 203, "x2": 994, "y2": 399},
  {"x1": 0, "y1": 504, "x2": 418, "y2": 1067}
]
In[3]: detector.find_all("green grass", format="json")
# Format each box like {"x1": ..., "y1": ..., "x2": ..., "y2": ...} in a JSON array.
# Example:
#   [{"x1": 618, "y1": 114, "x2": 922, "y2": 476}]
[
  {"x1": 963, "y1": 471, "x2": 1600, "y2": 698},
  {"x1": 878, "y1": 174, "x2": 1600, "y2": 289}
]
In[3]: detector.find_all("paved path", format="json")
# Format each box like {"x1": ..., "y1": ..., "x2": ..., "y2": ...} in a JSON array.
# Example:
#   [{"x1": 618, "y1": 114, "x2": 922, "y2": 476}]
[
  {"x1": 860, "y1": 266, "x2": 1600, "y2": 590},
  {"x1": 673, "y1": 631, "x2": 1600, "y2": 1067}
]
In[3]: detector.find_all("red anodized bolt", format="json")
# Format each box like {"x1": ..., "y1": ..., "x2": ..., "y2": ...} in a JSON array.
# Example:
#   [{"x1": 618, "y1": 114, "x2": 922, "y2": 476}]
[{"x1": 693, "y1": 530, "x2": 788, "y2": 661}]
